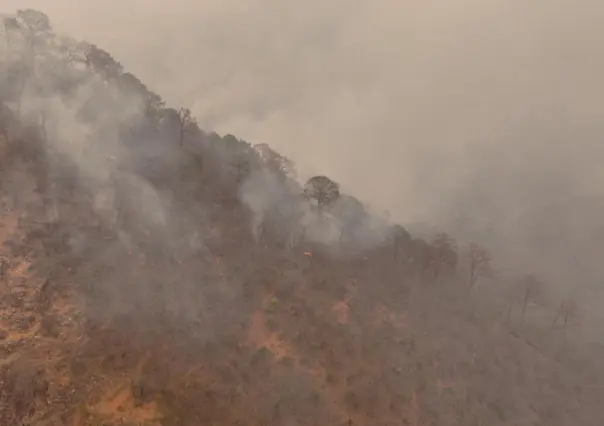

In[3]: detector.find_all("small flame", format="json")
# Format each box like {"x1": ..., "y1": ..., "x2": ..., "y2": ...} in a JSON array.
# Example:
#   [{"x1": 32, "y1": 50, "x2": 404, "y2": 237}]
[{"x1": 304, "y1": 252, "x2": 312, "y2": 257}]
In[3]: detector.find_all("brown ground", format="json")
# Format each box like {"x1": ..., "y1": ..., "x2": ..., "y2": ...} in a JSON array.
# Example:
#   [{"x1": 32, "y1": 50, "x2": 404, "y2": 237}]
[{"x1": 0, "y1": 172, "x2": 413, "y2": 425}]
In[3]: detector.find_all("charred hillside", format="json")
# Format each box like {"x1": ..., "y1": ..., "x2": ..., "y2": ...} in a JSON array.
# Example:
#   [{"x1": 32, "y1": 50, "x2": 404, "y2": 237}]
[{"x1": 1, "y1": 9, "x2": 604, "y2": 426}]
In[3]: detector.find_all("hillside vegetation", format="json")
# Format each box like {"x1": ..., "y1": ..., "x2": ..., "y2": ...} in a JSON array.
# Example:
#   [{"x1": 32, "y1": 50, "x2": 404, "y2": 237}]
[{"x1": 1, "y1": 9, "x2": 603, "y2": 426}]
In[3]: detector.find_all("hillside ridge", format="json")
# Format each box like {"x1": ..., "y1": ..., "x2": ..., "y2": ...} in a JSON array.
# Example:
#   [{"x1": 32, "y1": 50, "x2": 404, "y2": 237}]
[{"x1": 1, "y1": 8, "x2": 604, "y2": 426}]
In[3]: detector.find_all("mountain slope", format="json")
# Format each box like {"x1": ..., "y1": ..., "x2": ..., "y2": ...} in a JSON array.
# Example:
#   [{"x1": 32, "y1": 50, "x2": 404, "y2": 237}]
[{"x1": 1, "y1": 9, "x2": 604, "y2": 426}]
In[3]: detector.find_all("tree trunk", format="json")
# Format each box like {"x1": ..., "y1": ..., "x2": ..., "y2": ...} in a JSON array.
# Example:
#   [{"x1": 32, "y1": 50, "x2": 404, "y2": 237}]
[{"x1": 521, "y1": 292, "x2": 529, "y2": 323}]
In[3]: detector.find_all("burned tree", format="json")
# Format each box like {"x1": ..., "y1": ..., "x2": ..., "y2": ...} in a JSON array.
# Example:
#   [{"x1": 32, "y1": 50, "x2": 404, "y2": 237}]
[
  {"x1": 521, "y1": 274, "x2": 543, "y2": 322},
  {"x1": 2, "y1": 16, "x2": 20, "y2": 49},
  {"x1": 0, "y1": 257, "x2": 8, "y2": 282},
  {"x1": 231, "y1": 155, "x2": 251, "y2": 184},
  {"x1": 81, "y1": 42, "x2": 123, "y2": 81},
  {"x1": 507, "y1": 274, "x2": 545, "y2": 323},
  {"x1": 551, "y1": 298, "x2": 580, "y2": 338},
  {"x1": 177, "y1": 107, "x2": 196, "y2": 147},
  {"x1": 431, "y1": 232, "x2": 458, "y2": 282},
  {"x1": 254, "y1": 143, "x2": 295, "y2": 179},
  {"x1": 1, "y1": 11, "x2": 53, "y2": 114},
  {"x1": 15, "y1": 9, "x2": 53, "y2": 55},
  {"x1": 390, "y1": 224, "x2": 411, "y2": 261},
  {"x1": 409, "y1": 238, "x2": 434, "y2": 281},
  {"x1": 303, "y1": 175, "x2": 340, "y2": 215},
  {"x1": 333, "y1": 195, "x2": 366, "y2": 247},
  {"x1": 465, "y1": 243, "x2": 492, "y2": 293}
]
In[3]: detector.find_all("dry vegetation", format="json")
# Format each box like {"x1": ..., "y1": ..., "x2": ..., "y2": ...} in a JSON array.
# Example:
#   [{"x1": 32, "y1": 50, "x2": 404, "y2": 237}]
[{"x1": 1, "y1": 9, "x2": 604, "y2": 425}]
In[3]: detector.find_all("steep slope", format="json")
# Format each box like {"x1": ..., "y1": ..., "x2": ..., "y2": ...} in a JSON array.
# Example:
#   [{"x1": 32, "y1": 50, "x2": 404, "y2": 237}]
[{"x1": 1, "y1": 9, "x2": 604, "y2": 426}]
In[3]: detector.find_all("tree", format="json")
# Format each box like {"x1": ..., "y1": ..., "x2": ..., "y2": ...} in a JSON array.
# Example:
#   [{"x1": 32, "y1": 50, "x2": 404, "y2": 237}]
[
  {"x1": 2, "y1": 16, "x2": 20, "y2": 49},
  {"x1": 15, "y1": 9, "x2": 52, "y2": 54},
  {"x1": 54, "y1": 36, "x2": 83, "y2": 66},
  {"x1": 231, "y1": 155, "x2": 251, "y2": 184},
  {"x1": 0, "y1": 257, "x2": 8, "y2": 282},
  {"x1": 551, "y1": 298, "x2": 579, "y2": 338},
  {"x1": 81, "y1": 42, "x2": 123, "y2": 81},
  {"x1": 254, "y1": 143, "x2": 295, "y2": 178},
  {"x1": 431, "y1": 232, "x2": 458, "y2": 282},
  {"x1": 178, "y1": 107, "x2": 196, "y2": 147},
  {"x1": 47, "y1": 36, "x2": 89, "y2": 94},
  {"x1": 0, "y1": 104, "x2": 11, "y2": 143},
  {"x1": 465, "y1": 243, "x2": 492, "y2": 293},
  {"x1": 333, "y1": 195, "x2": 367, "y2": 247},
  {"x1": 390, "y1": 224, "x2": 411, "y2": 261},
  {"x1": 2, "y1": 10, "x2": 53, "y2": 114},
  {"x1": 409, "y1": 238, "x2": 434, "y2": 280},
  {"x1": 516, "y1": 274, "x2": 544, "y2": 323},
  {"x1": 303, "y1": 175, "x2": 340, "y2": 215}
]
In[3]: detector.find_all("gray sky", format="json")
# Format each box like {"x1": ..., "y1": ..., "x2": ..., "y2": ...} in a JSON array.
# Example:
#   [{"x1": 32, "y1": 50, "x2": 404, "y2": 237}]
[{"x1": 4, "y1": 0, "x2": 604, "y2": 301}]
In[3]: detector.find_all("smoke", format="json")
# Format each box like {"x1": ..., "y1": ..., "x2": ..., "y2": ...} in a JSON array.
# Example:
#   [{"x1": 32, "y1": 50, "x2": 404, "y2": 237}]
[
  {"x1": 3, "y1": 1, "x2": 604, "y2": 320},
  {"x1": 0, "y1": 17, "x2": 225, "y2": 331}
]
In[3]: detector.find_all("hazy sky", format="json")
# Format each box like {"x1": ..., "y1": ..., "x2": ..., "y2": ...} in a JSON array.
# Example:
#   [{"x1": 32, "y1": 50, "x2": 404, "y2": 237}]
[{"x1": 4, "y1": 0, "x2": 604, "y2": 297}]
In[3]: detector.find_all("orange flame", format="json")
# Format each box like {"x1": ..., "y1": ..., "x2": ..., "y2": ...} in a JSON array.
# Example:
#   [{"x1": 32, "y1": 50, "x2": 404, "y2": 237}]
[{"x1": 304, "y1": 252, "x2": 312, "y2": 257}]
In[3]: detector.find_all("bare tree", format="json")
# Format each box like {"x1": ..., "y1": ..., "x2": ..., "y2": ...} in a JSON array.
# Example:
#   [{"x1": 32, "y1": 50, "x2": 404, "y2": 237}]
[
  {"x1": 254, "y1": 143, "x2": 295, "y2": 178},
  {"x1": 81, "y1": 42, "x2": 123, "y2": 81},
  {"x1": 0, "y1": 257, "x2": 8, "y2": 282},
  {"x1": 431, "y1": 232, "x2": 458, "y2": 282},
  {"x1": 2, "y1": 16, "x2": 20, "y2": 49},
  {"x1": 465, "y1": 243, "x2": 492, "y2": 293},
  {"x1": 303, "y1": 175, "x2": 340, "y2": 215},
  {"x1": 551, "y1": 298, "x2": 579, "y2": 338},
  {"x1": 231, "y1": 155, "x2": 251, "y2": 184},
  {"x1": 15, "y1": 9, "x2": 52, "y2": 55},
  {"x1": 55, "y1": 36, "x2": 84, "y2": 67},
  {"x1": 0, "y1": 104, "x2": 10, "y2": 143},
  {"x1": 333, "y1": 195, "x2": 366, "y2": 247},
  {"x1": 390, "y1": 224, "x2": 411, "y2": 261},
  {"x1": 177, "y1": 107, "x2": 197, "y2": 147},
  {"x1": 518, "y1": 274, "x2": 544, "y2": 323},
  {"x1": 2, "y1": 11, "x2": 52, "y2": 114},
  {"x1": 409, "y1": 238, "x2": 434, "y2": 282}
]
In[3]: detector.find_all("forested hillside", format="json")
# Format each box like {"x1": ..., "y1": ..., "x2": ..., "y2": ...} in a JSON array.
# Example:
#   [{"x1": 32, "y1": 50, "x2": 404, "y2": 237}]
[{"x1": 1, "y1": 9, "x2": 603, "y2": 425}]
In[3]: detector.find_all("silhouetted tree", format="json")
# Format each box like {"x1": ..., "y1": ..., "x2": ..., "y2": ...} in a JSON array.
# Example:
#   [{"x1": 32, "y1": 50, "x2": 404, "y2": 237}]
[
  {"x1": 254, "y1": 143, "x2": 295, "y2": 178},
  {"x1": 303, "y1": 175, "x2": 340, "y2": 215},
  {"x1": 54, "y1": 36, "x2": 83, "y2": 66},
  {"x1": 2, "y1": 16, "x2": 20, "y2": 49},
  {"x1": 178, "y1": 107, "x2": 196, "y2": 147},
  {"x1": 231, "y1": 155, "x2": 251, "y2": 184},
  {"x1": 82, "y1": 42, "x2": 123, "y2": 81},
  {"x1": 333, "y1": 194, "x2": 366, "y2": 246},
  {"x1": 390, "y1": 224, "x2": 411, "y2": 261},
  {"x1": 551, "y1": 298, "x2": 579, "y2": 338},
  {"x1": 0, "y1": 105, "x2": 10, "y2": 142},
  {"x1": 2, "y1": 11, "x2": 52, "y2": 113},
  {"x1": 465, "y1": 243, "x2": 492, "y2": 293},
  {"x1": 0, "y1": 257, "x2": 8, "y2": 282},
  {"x1": 409, "y1": 238, "x2": 434, "y2": 280},
  {"x1": 517, "y1": 274, "x2": 544, "y2": 323},
  {"x1": 431, "y1": 232, "x2": 458, "y2": 282},
  {"x1": 15, "y1": 9, "x2": 52, "y2": 54}
]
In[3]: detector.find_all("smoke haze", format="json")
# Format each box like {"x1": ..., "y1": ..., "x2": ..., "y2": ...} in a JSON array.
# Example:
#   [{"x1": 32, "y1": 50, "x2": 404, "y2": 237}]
[{"x1": 4, "y1": 0, "x2": 604, "y2": 319}]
